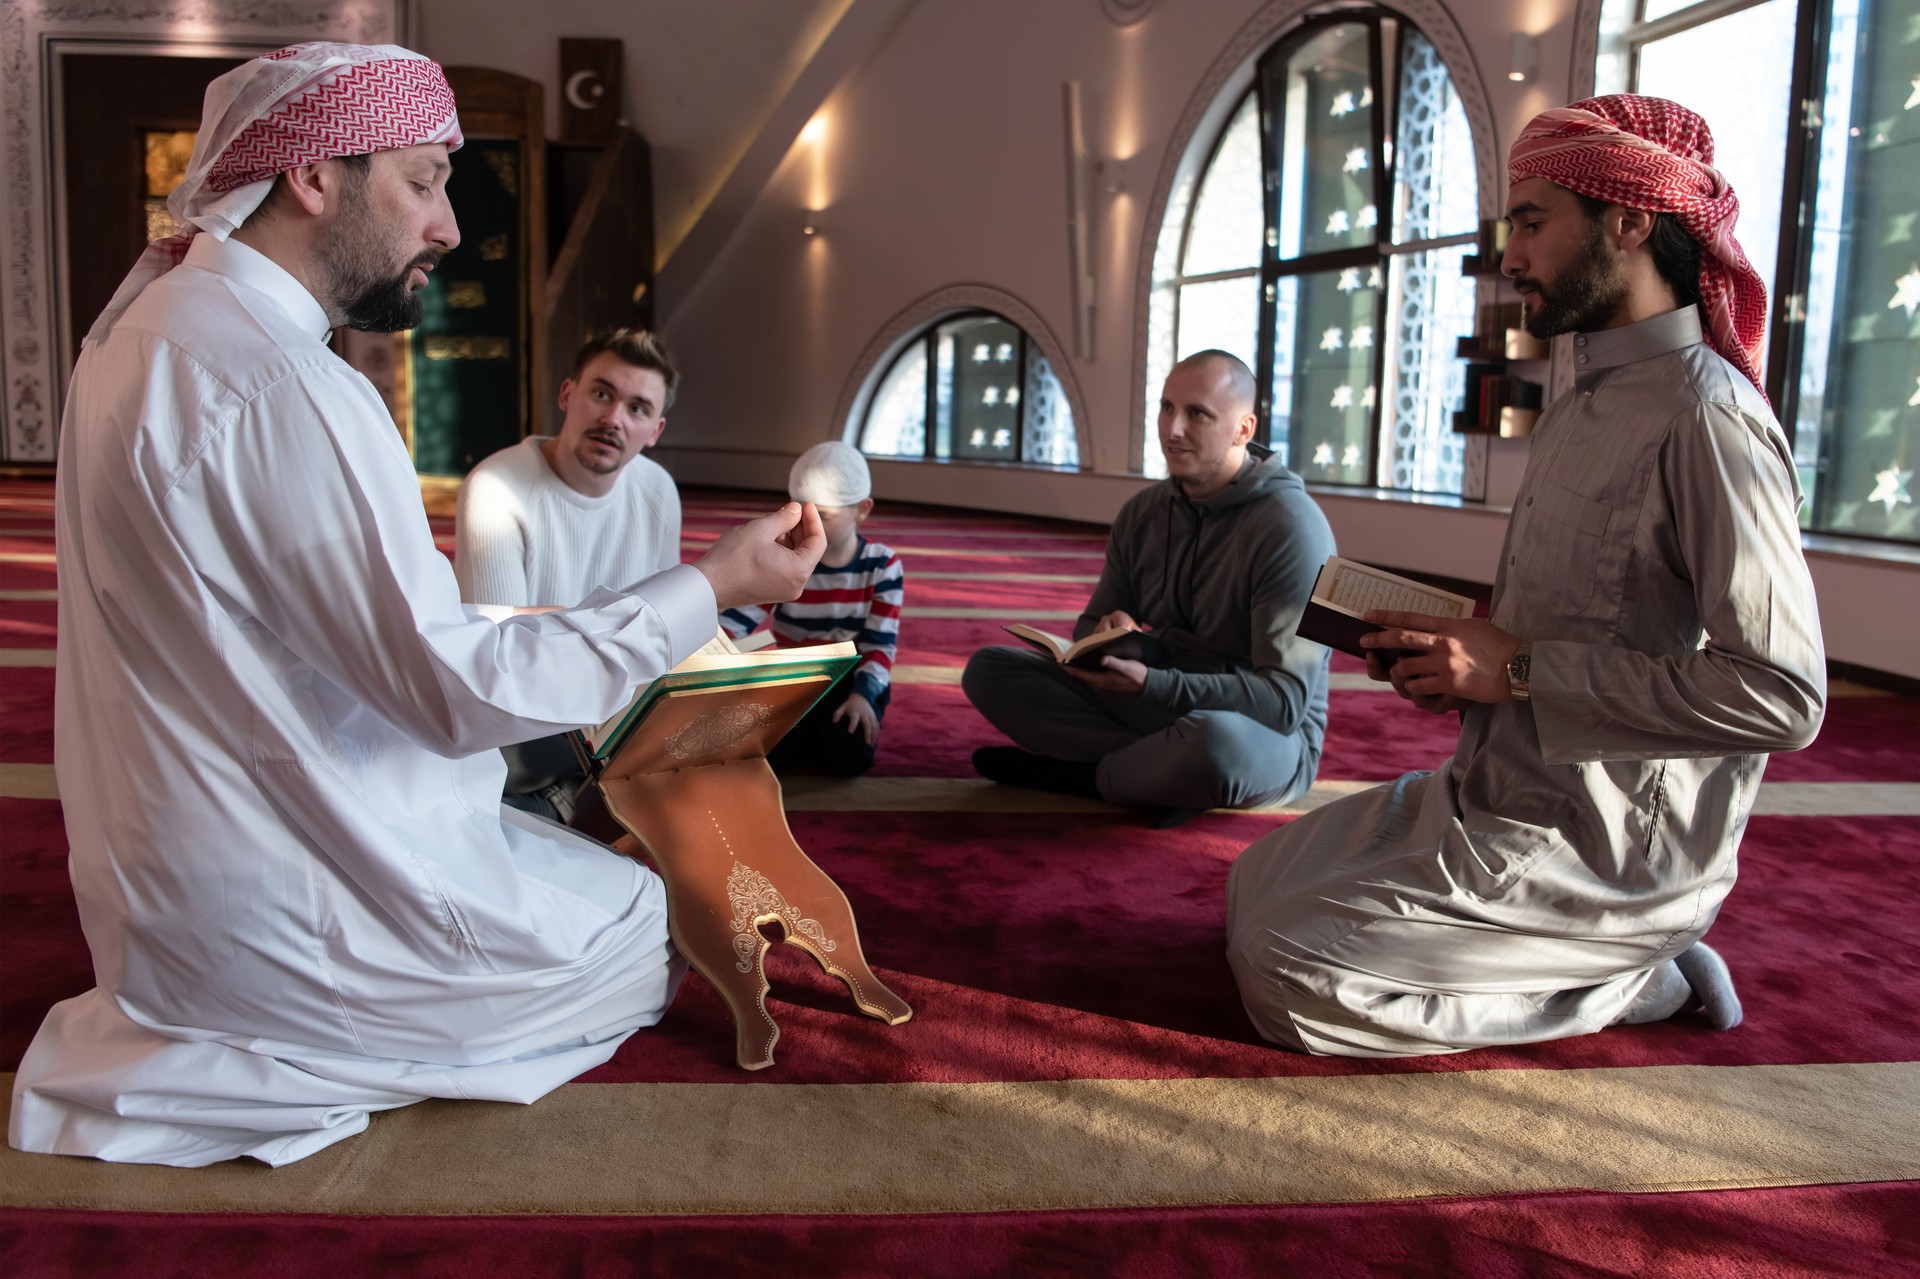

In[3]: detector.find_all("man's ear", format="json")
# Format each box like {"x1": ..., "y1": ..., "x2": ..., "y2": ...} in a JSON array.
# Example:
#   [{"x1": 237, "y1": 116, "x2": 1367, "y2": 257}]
[
  {"x1": 556, "y1": 378, "x2": 576, "y2": 414},
  {"x1": 1614, "y1": 205, "x2": 1656, "y2": 253},
  {"x1": 643, "y1": 417, "x2": 667, "y2": 449},
  {"x1": 855, "y1": 497, "x2": 874, "y2": 521},
  {"x1": 1235, "y1": 412, "x2": 1259, "y2": 447},
  {"x1": 278, "y1": 162, "x2": 334, "y2": 218}
]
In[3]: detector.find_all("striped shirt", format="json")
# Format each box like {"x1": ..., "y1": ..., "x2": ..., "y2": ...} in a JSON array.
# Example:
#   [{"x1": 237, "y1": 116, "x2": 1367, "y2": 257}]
[{"x1": 722, "y1": 535, "x2": 903, "y2": 702}]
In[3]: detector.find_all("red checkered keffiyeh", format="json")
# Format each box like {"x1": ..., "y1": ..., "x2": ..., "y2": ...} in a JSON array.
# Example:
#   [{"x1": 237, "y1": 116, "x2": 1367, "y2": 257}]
[
  {"x1": 85, "y1": 42, "x2": 461, "y2": 347},
  {"x1": 1507, "y1": 95, "x2": 1768, "y2": 397}
]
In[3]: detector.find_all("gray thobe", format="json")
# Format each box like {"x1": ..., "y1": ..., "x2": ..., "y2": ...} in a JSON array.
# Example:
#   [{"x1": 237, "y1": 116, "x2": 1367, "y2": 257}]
[{"x1": 1226, "y1": 307, "x2": 1826, "y2": 1057}]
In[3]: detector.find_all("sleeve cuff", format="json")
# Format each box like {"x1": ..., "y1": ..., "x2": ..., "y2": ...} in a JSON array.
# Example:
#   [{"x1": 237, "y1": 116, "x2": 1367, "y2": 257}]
[{"x1": 624, "y1": 563, "x2": 718, "y2": 666}]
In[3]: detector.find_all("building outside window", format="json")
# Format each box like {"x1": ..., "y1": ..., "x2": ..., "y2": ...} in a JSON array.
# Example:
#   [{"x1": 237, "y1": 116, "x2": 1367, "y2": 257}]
[
  {"x1": 859, "y1": 311, "x2": 1079, "y2": 468},
  {"x1": 1145, "y1": 8, "x2": 1480, "y2": 494},
  {"x1": 1599, "y1": 0, "x2": 1919, "y2": 543}
]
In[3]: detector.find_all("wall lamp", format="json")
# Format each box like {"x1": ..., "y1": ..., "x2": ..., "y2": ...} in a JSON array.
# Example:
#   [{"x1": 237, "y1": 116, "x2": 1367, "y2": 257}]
[{"x1": 1508, "y1": 33, "x2": 1539, "y2": 83}]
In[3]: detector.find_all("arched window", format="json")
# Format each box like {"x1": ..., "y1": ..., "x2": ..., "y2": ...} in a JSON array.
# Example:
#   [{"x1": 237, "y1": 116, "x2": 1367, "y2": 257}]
[
  {"x1": 1146, "y1": 8, "x2": 1480, "y2": 494},
  {"x1": 1595, "y1": 0, "x2": 1918, "y2": 543},
  {"x1": 859, "y1": 311, "x2": 1080, "y2": 467}
]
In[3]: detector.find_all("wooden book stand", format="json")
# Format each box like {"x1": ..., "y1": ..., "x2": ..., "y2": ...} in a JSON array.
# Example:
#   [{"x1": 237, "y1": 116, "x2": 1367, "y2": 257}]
[{"x1": 572, "y1": 673, "x2": 911, "y2": 1069}]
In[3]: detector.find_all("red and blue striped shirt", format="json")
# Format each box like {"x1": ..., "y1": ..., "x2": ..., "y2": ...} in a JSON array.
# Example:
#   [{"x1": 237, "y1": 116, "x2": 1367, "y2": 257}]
[{"x1": 721, "y1": 535, "x2": 903, "y2": 702}]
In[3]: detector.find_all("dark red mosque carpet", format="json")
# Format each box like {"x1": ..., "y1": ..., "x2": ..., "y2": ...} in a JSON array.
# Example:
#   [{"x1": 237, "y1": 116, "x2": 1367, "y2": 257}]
[{"x1": 2, "y1": 479, "x2": 1917, "y2": 1276}]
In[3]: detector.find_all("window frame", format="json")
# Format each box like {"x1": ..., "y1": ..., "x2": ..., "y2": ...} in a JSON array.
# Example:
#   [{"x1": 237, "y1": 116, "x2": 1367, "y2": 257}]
[
  {"x1": 859, "y1": 308, "x2": 1068, "y2": 468},
  {"x1": 1613, "y1": 0, "x2": 1920, "y2": 545},
  {"x1": 1163, "y1": 7, "x2": 1481, "y2": 492}
]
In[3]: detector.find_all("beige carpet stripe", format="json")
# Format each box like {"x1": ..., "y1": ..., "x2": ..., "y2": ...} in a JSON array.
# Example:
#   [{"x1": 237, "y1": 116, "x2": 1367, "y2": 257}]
[
  {"x1": 0, "y1": 590, "x2": 56, "y2": 601},
  {"x1": 0, "y1": 764, "x2": 57, "y2": 799},
  {"x1": 778, "y1": 776, "x2": 1920, "y2": 817},
  {"x1": 0, "y1": 649, "x2": 53, "y2": 667},
  {"x1": 909, "y1": 571, "x2": 1101, "y2": 583},
  {"x1": 1751, "y1": 782, "x2": 1920, "y2": 816},
  {"x1": 908, "y1": 607, "x2": 1079, "y2": 620},
  {"x1": 4, "y1": 766, "x2": 1916, "y2": 813},
  {"x1": 889, "y1": 666, "x2": 1384, "y2": 691},
  {"x1": 679, "y1": 540, "x2": 1102, "y2": 561},
  {"x1": 1, "y1": 1062, "x2": 1914, "y2": 1215},
  {"x1": 0, "y1": 551, "x2": 54, "y2": 565}
]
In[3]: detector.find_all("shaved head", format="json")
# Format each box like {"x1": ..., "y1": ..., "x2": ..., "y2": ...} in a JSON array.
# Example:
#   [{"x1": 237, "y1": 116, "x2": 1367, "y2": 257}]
[{"x1": 1174, "y1": 349, "x2": 1257, "y2": 417}]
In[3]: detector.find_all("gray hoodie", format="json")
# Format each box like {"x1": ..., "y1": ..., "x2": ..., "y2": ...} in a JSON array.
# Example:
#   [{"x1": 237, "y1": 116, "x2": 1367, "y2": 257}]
[{"x1": 1077, "y1": 445, "x2": 1336, "y2": 753}]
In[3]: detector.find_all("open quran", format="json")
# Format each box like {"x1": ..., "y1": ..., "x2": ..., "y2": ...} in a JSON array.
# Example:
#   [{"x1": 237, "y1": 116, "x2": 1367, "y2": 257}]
[
  {"x1": 1295, "y1": 555, "x2": 1474, "y2": 660},
  {"x1": 567, "y1": 627, "x2": 912, "y2": 1070}
]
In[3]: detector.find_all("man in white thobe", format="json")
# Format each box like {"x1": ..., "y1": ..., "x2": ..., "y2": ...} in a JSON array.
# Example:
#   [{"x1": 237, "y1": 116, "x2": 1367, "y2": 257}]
[
  {"x1": 1226, "y1": 96, "x2": 1826, "y2": 1057},
  {"x1": 8, "y1": 43, "x2": 824, "y2": 1166}
]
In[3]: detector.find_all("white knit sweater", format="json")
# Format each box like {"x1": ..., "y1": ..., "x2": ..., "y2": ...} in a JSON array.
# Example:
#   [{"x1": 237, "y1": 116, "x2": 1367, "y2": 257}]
[{"x1": 454, "y1": 436, "x2": 682, "y2": 607}]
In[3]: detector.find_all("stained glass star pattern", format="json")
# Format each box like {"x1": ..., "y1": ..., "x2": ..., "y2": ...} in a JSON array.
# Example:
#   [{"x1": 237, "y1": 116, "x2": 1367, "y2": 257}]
[
  {"x1": 1361, "y1": 386, "x2": 1377, "y2": 409},
  {"x1": 1313, "y1": 442, "x2": 1335, "y2": 466},
  {"x1": 1331, "y1": 385, "x2": 1354, "y2": 409},
  {"x1": 1337, "y1": 268, "x2": 1363, "y2": 293},
  {"x1": 1889, "y1": 265, "x2": 1920, "y2": 318},
  {"x1": 1351, "y1": 324, "x2": 1374, "y2": 349},
  {"x1": 1330, "y1": 90, "x2": 1356, "y2": 117},
  {"x1": 1342, "y1": 444, "x2": 1362, "y2": 468},
  {"x1": 1868, "y1": 467, "x2": 1913, "y2": 513},
  {"x1": 1357, "y1": 204, "x2": 1378, "y2": 229},
  {"x1": 1343, "y1": 147, "x2": 1370, "y2": 174},
  {"x1": 1907, "y1": 76, "x2": 1919, "y2": 111},
  {"x1": 1327, "y1": 210, "x2": 1351, "y2": 234},
  {"x1": 1320, "y1": 327, "x2": 1345, "y2": 351}
]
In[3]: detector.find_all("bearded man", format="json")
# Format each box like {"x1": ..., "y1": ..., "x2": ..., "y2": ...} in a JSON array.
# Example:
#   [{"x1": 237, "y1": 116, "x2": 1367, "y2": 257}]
[
  {"x1": 10, "y1": 44, "x2": 823, "y2": 1167},
  {"x1": 1224, "y1": 96, "x2": 1825, "y2": 1057}
]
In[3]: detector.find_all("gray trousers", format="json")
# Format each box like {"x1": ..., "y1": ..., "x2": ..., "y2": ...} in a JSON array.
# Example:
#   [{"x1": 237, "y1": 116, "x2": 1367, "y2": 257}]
[{"x1": 962, "y1": 646, "x2": 1317, "y2": 811}]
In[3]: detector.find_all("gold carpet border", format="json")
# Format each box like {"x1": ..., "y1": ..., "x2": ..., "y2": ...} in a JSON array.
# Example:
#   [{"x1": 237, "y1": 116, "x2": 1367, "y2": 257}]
[
  {"x1": 4, "y1": 766, "x2": 1917, "y2": 815},
  {"x1": 1, "y1": 1062, "x2": 1915, "y2": 1216}
]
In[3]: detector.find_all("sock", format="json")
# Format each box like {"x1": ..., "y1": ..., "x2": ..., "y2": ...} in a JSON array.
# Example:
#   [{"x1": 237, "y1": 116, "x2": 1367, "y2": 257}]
[
  {"x1": 971, "y1": 746, "x2": 1100, "y2": 799},
  {"x1": 1675, "y1": 942, "x2": 1743, "y2": 1030},
  {"x1": 1618, "y1": 959, "x2": 1691, "y2": 1025}
]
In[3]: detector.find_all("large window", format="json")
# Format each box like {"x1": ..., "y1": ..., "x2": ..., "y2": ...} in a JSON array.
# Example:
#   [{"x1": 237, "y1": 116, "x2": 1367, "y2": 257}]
[
  {"x1": 1146, "y1": 9, "x2": 1480, "y2": 493},
  {"x1": 859, "y1": 311, "x2": 1079, "y2": 467},
  {"x1": 1601, "y1": 0, "x2": 1919, "y2": 542}
]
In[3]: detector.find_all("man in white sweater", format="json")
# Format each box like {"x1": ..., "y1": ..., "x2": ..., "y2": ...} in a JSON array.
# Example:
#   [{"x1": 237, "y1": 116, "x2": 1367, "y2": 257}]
[{"x1": 456, "y1": 328, "x2": 686, "y2": 819}]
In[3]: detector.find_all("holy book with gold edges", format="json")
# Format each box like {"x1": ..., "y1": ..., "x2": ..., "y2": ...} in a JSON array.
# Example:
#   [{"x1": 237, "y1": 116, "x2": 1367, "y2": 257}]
[
  {"x1": 576, "y1": 630, "x2": 859, "y2": 764},
  {"x1": 1296, "y1": 554, "x2": 1474, "y2": 660}
]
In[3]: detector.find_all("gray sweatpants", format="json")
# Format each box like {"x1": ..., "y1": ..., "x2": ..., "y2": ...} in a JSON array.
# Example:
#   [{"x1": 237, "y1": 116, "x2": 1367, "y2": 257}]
[{"x1": 962, "y1": 646, "x2": 1317, "y2": 811}]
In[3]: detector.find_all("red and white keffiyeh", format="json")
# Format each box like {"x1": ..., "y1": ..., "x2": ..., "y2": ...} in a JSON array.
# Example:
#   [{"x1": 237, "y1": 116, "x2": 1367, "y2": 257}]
[
  {"x1": 1508, "y1": 95, "x2": 1768, "y2": 397},
  {"x1": 86, "y1": 43, "x2": 462, "y2": 347}
]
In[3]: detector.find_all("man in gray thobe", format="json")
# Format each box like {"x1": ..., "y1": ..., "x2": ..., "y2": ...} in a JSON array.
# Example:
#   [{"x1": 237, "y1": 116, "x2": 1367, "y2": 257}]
[{"x1": 1226, "y1": 95, "x2": 1826, "y2": 1057}]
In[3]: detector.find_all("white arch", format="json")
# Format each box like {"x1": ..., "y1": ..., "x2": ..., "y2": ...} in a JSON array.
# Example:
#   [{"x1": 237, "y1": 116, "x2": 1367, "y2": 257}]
[
  {"x1": 1127, "y1": 0, "x2": 1500, "y2": 471},
  {"x1": 830, "y1": 283, "x2": 1092, "y2": 467}
]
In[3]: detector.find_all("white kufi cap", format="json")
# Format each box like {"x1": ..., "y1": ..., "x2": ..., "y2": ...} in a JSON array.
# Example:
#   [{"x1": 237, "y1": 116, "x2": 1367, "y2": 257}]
[{"x1": 788, "y1": 441, "x2": 872, "y2": 505}]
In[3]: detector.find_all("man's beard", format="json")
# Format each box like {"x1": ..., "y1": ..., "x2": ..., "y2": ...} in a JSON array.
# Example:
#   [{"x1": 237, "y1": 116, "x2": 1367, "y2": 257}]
[
  {"x1": 319, "y1": 180, "x2": 438, "y2": 333},
  {"x1": 574, "y1": 428, "x2": 629, "y2": 475},
  {"x1": 1516, "y1": 218, "x2": 1628, "y2": 339}
]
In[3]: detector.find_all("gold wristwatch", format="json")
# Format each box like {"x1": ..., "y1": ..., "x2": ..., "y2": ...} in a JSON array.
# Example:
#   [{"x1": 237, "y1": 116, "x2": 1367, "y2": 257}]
[{"x1": 1507, "y1": 642, "x2": 1533, "y2": 702}]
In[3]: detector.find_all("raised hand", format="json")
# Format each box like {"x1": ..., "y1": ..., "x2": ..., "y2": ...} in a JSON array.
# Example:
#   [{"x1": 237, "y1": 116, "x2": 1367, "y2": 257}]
[{"x1": 693, "y1": 502, "x2": 827, "y2": 610}]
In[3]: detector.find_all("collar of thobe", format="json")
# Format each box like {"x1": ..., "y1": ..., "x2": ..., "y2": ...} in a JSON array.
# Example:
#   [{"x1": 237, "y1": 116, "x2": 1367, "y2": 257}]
[
  {"x1": 1569, "y1": 305, "x2": 1703, "y2": 377},
  {"x1": 184, "y1": 233, "x2": 333, "y2": 341}
]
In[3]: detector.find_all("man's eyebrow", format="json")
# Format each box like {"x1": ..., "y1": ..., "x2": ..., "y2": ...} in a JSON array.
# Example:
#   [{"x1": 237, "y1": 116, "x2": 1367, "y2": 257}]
[
  {"x1": 420, "y1": 156, "x2": 452, "y2": 179},
  {"x1": 1502, "y1": 201, "x2": 1548, "y2": 225}
]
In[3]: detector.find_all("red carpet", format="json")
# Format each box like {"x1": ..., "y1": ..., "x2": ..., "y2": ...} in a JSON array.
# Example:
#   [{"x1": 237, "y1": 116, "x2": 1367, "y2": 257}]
[{"x1": 3, "y1": 480, "x2": 1917, "y2": 1275}]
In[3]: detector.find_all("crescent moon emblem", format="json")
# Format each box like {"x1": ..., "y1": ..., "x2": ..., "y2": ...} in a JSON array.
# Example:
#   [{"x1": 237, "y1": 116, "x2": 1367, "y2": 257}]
[{"x1": 565, "y1": 70, "x2": 604, "y2": 111}]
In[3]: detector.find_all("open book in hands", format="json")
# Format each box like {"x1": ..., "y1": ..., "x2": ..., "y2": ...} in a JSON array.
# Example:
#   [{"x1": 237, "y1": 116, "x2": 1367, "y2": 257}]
[
  {"x1": 577, "y1": 627, "x2": 856, "y2": 763},
  {"x1": 1295, "y1": 555, "x2": 1474, "y2": 661},
  {"x1": 1003, "y1": 622, "x2": 1169, "y2": 669}
]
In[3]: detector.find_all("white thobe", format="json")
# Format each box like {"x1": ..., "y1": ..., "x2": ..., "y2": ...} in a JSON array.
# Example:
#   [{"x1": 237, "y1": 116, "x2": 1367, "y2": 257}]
[
  {"x1": 9, "y1": 234, "x2": 715, "y2": 1166},
  {"x1": 1226, "y1": 308, "x2": 1826, "y2": 1057}
]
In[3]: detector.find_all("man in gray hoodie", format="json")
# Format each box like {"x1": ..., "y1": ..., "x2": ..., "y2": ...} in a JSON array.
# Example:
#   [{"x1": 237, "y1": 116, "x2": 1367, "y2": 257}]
[{"x1": 964, "y1": 350, "x2": 1336, "y2": 826}]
